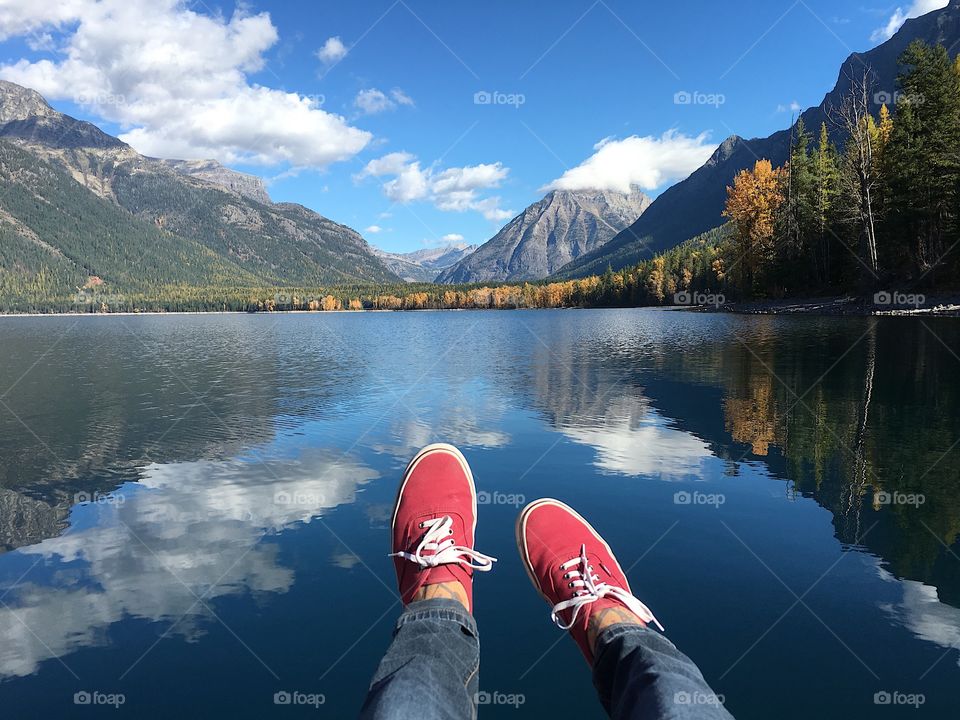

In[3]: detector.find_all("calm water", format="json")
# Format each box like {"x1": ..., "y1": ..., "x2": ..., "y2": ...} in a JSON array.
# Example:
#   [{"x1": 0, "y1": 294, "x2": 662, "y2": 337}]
[{"x1": 0, "y1": 310, "x2": 958, "y2": 718}]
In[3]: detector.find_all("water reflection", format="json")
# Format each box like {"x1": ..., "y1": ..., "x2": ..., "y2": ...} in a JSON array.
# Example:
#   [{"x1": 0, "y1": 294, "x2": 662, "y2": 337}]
[
  {"x1": 560, "y1": 402, "x2": 713, "y2": 479},
  {"x1": 0, "y1": 450, "x2": 377, "y2": 678},
  {"x1": 878, "y1": 567, "x2": 960, "y2": 668},
  {"x1": 0, "y1": 312, "x2": 958, "y2": 716}
]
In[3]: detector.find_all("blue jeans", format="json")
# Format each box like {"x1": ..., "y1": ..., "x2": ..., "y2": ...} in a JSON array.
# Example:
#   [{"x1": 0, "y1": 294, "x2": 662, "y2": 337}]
[{"x1": 360, "y1": 599, "x2": 734, "y2": 719}]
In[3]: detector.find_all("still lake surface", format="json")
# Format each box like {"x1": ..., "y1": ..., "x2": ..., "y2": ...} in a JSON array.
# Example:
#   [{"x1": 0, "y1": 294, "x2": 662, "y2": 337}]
[{"x1": 0, "y1": 309, "x2": 957, "y2": 718}]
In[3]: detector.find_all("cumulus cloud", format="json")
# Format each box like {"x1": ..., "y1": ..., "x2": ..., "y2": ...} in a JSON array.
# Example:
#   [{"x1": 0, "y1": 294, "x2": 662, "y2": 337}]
[
  {"x1": 871, "y1": 1, "x2": 948, "y2": 42},
  {"x1": 316, "y1": 35, "x2": 348, "y2": 64},
  {"x1": 442, "y1": 233, "x2": 464, "y2": 242},
  {"x1": 0, "y1": 1, "x2": 371, "y2": 167},
  {"x1": 357, "y1": 152, "x2": 513, "y2": 221},
  {"x1": 365, "y1": 225, "x2": 383, "y2": 234},
  {"x1": 543, "y1": 131, "x2": 717, "y2": 194},
  {"x1": 354, "y1": 87, "x2": 415, "y2": 115}
]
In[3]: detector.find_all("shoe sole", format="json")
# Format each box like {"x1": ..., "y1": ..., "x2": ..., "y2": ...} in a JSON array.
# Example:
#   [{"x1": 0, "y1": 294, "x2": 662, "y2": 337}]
[
  {"x1": 391, "y1": 443, "x2": 479, "y2": 545},
  {"x1": 515, "y1": 498, "x2": 633, "y2": 607}
]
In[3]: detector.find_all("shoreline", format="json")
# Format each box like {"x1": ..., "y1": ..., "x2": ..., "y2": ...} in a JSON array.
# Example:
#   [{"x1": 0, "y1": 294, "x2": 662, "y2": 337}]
[
  {"x1": 3, "y1": 296, "x2": 960, "y2": 318},
  {"x1": 697, "y1": 295, "x2": 960, "y2": 317}
]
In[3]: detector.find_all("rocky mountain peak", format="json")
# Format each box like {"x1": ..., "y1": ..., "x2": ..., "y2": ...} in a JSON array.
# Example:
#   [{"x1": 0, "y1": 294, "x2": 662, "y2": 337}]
[
  {"x1": 436, "y1": 187, "x2": 651, "y2": 284},
  {"x1": 160, "y1": 159, "x2": 272, "y2": 205},
  {"x1": 0, "y1": 80, "x2": 56, "y2": 123}
]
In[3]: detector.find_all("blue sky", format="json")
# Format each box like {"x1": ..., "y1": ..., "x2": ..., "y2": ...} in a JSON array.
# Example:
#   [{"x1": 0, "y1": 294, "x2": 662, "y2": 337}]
[{"x1": 0, "y1": 1, "x2": 948, "y2": 253}]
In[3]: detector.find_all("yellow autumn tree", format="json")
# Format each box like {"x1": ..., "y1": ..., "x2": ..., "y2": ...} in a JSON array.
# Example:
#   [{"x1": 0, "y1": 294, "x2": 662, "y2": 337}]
[
  {"x1": 646, "y1": 256, "x2": 666, "y2": 303},
  {"x1": 723, "y1": 159, "x2": 784, "y2": 292}
]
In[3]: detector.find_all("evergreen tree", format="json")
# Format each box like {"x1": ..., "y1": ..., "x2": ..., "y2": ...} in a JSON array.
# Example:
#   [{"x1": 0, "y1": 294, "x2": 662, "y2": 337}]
[
  {"x1": 812, "y1": 123, "x2": 841, "y2": 285},
  {"x1": 887, "y1": 41, "x2": 960, "y2": 278}
]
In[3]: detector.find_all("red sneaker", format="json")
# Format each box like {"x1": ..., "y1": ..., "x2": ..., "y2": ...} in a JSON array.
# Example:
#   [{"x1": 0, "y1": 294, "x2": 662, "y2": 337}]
[
  {"x1": 516, "y1": 498, "x2": 663, "y2": 663},
  {"x1": 389, "y1": 444, "x2": 496, "y2": 612}
]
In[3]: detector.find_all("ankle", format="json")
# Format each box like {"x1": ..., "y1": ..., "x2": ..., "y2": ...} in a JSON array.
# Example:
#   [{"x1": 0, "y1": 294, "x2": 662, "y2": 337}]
[
  {"x1": 411, "y1": 581, "x2": 470, "y2": 612},
  {"x1": 586, "y1": 605, "x2": 647, "y2": 653}
]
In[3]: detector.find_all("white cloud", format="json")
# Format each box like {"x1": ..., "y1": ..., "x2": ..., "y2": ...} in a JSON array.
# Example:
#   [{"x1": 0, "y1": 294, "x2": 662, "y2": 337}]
[
  {"x1": 390, "y1": 88, "x2": 415, "y2": 107},
  {"x1": 358, "y1": 152, "x2": 513, "y2": 221},
  {"x1": 354, "y1": 87, "x2": 415, "y2": 115},
  {"x1": 0, "y1": 1, "x2": 371, "y2": 167},
  {"x1": 355, "y1": 89, "x2": 393, "y2": 115},
  {"x1": 0, "y1": 0, "x2": 89, "y2": 40},
  {"x1": 871, "y1": 1, "x2": 948, "y2": 42},
  {"x1": 543, "y1": 131, "x2": 717, "y2": 194},
  {"x1": 776, "y1": 100, "x2": 803, "y2": 113},
  {"x1": 316, "y1": 35, "x2": 348, "y2": 64},
  {"x1": 442, "y1": 233, "x2": 464, "y2": 242},
  {"x1": 365, "y1": 225, "x2": 383, "y2": 234}
]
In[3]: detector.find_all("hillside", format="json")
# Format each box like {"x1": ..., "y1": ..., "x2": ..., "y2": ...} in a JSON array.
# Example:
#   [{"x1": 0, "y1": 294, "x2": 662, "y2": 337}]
[
  {"x1": 0, "y1": 80, "x2": 398, "y2": 307},
  {"x1": 556, "y1": 0, "x2": 960, "y2": 278}
]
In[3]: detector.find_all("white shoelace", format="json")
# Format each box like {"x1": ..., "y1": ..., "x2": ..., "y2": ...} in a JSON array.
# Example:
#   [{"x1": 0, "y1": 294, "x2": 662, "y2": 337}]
[
  {"x1": 390, "y1": 515, "x2": 497, "y2": 571},
  {"x1": 550, "y1": 544, "x2": 664, "y2": 632}
]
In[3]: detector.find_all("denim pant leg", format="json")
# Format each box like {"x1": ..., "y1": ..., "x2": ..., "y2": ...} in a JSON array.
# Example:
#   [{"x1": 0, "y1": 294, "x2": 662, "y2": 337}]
[
  {"x1": 593, "y1": 624, "x2": 734, "y2": 720},
  {"x1": 360, "y1": 599, "x2": 480, "y2": 720}
]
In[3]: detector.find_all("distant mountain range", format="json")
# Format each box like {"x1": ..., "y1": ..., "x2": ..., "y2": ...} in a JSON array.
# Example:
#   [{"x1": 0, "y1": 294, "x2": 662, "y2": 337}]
[
  {"x1": 555, "y1": 0, "x2": 960, "y2": 279},
  {"x1": 0, "y1": 80, "x2": 399, "y2": 301},
  {"x1": 437, "y1": 188, "x2": 651, "y2": 284},
  {"x1": 373, "y1": 243, "x2": 478, "y2": 283}
]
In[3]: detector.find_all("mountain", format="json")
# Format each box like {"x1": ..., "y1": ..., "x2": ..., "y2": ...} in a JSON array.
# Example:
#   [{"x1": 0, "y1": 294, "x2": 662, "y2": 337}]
[
  {"x1": 436, "y1": 188, "x2": 651, "y2": 283},
  {"x1": 159, "y1": 159, "x2": 272, "y2": 205},
  {"x1": 373, "y1": 243, "x2": 478, "y2": 283},
  {"x1": 555, "y1": 0, "x2": 960, "y2": 279},
  {"x1": 0, "y1": 80, "x2": 398, "y2": 304}
]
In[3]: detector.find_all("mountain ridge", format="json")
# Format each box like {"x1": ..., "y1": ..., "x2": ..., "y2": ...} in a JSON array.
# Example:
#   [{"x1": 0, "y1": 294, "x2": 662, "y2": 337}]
[
  {"x1": 437, "y1": 187, "x2": 651, "y2": 283},
  {"x1": 373, "y1": 243, "x2": 478, "y2": 283},
  {"x1": 554, "y1": 0, "x2": 960, "y2": 279},
  {"x1": 0, "y1": 80, "x2": 399, "y2": 298}
]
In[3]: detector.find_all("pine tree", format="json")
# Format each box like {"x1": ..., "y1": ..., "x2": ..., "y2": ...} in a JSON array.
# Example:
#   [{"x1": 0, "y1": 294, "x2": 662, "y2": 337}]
[
  {"x1": 887, "y1": 40, "x2": 960, "y2": 277},
  {"x1": 812, "y1": 123, "x2": 841, "y2": 284},
  {"x1": 780, "y1": 118, "x2": 816, "y2": 288}
]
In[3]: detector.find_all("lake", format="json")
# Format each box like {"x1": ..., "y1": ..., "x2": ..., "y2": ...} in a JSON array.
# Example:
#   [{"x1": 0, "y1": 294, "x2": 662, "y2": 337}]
[{"x1": 0, "y1": 309, "x2": 957, "y2": 718}]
